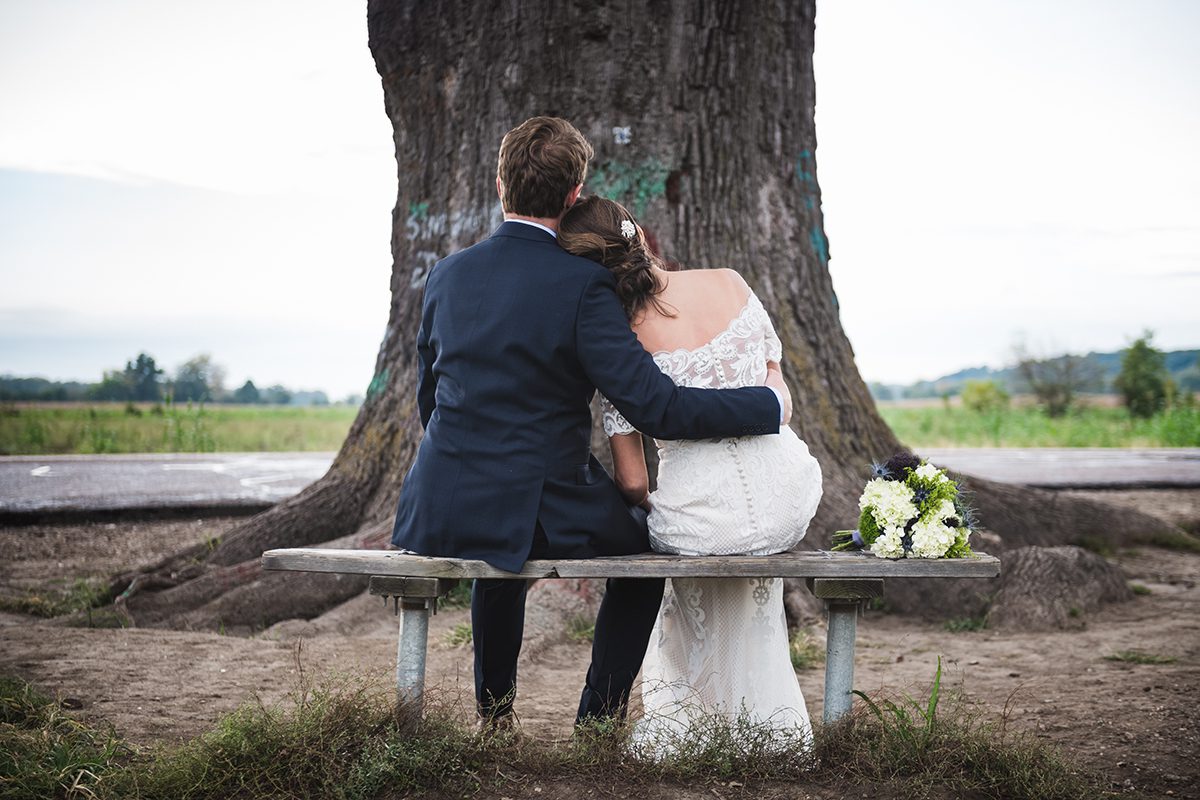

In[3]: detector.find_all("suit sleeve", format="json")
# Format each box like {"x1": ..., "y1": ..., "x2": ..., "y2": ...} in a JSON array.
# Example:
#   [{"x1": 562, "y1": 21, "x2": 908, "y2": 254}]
[
  {"x1": 415, "y1": 277, "x2": 437, "y2": 430},
  {"x1": 575, "y1": 270, "x2": 779, "y2": 441}
]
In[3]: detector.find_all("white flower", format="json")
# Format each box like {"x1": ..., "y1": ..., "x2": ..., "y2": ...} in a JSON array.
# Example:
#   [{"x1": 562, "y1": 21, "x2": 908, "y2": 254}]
[
  {"x1": 860, "y1": 478, "x2": 917, "y2": 530},
  {"x1": 620, "y1": 220, "x2": 636, "y2": 239},
  {"x1": 908, "y1": 517, "x2": 956, "y2": 558},
  {"x1": 871, "y1": 526, "x2": 906, "y2": 559},
  {"x1": 914, "y1": 462, "x2": 948, "y2": 483}
]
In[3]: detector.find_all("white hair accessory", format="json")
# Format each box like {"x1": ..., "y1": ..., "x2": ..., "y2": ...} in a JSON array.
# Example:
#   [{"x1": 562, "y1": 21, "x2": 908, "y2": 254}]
[{"x1": 620, "y1": 220, "x2": 636, "y2": 239}]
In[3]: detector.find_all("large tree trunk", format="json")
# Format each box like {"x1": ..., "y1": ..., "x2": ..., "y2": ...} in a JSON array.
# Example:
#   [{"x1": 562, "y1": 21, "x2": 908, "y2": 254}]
[{"x1": 110, "y1": 0, "x2": 1181, "y2": 632}]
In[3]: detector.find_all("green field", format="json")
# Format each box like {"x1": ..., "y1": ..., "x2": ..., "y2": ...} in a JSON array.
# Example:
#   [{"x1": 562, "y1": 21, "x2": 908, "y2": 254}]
[
  {"x1": 2, "y1": 399, "x2": 1198, "y2": 455},
  {"x1": 0, "y1": 402, "x2": 358, "y2": 455},
  {"x1": 878, "y1": 401, "x2": 1200, "y2": 448}
]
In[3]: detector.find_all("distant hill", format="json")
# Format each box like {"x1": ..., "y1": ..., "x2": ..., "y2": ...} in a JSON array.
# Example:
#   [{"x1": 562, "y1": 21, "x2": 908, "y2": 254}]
[{"x1": 869, "y1": 348, "x2": 1200, "y2": 401}]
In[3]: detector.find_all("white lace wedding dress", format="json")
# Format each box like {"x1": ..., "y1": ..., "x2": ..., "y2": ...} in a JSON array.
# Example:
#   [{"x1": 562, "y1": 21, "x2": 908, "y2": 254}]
[{"x1": 600, "y1": 291, "x2": 823, "y2": 753}]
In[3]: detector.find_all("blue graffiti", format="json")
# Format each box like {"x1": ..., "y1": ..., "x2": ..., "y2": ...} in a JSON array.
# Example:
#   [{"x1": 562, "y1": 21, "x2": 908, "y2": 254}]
[{"x1": 809, "y1": 226, "x2": 828, "y2": 265}]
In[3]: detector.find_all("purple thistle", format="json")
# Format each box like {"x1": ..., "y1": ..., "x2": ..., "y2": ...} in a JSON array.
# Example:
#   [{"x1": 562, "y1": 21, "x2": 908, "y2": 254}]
[{"x1": 885, "y1": 451, "x2": 922, "y2": 478}]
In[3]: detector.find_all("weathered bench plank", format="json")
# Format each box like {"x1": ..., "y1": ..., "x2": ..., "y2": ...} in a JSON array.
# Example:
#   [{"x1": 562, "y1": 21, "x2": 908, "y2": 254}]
[{"x1": 262, "y1": 548, "x2": 1000, "y2": 579}]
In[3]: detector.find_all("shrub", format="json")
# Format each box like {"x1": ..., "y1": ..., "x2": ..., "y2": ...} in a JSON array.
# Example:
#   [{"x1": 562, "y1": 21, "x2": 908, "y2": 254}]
[
  {"x1": 1013, "y1": 348, "x2": 1098, "y2": 418},
  {"x1": 961, "y1": 380, "x2": 1010, "y2": 413},
  {"x1": 1115, "y1": 331, "x2": 1169, "y2": 418}
]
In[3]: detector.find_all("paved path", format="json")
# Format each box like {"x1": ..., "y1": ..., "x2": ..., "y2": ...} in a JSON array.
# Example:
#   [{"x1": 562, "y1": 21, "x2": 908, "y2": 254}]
[
  {"x1": 0, "y1": 452, "x2": 336, "y2": 516},
  {"x1": 1, "y1": 448, "x2": 1197, "y2": 518},
  {"x1": 919, "y1": 447, "x2": 1200, "y2": 489}
]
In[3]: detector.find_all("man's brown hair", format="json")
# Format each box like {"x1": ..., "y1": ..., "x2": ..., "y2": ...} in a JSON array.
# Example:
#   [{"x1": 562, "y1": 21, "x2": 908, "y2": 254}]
[{"x1": 497, "y1": 117, "x2": 594, "y2": 218}]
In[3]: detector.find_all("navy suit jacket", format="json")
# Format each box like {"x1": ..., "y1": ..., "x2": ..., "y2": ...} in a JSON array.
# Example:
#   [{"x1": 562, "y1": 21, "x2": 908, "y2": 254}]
[{"x1": 391, "y1": 221, "x2": 780, "y2": 572}]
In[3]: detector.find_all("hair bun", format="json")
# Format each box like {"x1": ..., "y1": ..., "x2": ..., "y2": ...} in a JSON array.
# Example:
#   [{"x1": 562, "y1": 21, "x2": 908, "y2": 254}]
[{"x1": 558, "y1": 195, "x2": 671, "y2": 319}]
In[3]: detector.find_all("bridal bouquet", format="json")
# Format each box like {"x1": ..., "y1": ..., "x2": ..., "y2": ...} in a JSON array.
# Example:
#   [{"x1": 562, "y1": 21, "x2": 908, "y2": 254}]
[{"x1": 832, "y1": 452, "x2": 976, "y2": 559}]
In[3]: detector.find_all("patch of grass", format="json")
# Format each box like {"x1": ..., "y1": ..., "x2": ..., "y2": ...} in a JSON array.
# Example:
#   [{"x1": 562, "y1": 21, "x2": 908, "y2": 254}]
[
  {"x1": 1104, "y1": 650, "x2": 1177, "y2": 665},
  {"x1": 1, "y1": 661, "x2": 1108, "y2": 800},
  {"x1": 878, "y1": 400, "x2": 1200, "y2": 448},
  {"x1": 830, "y1": 656, "x2": 1104, "y2": 799},
  {"x1": 1145, "y1": 529, "x2": 1200, "y2": 553},
  {"x1": 1073, "y1": 535, "x2": 1116, "y2": 558},
  {"x1": 1129, "y1": 583, "x2": 1152, "y2": 596},
  {"x1": 443, "y1": 622, "x2": 473, "y2": 647},
  {"x1": 0, "y1": 577, "x2": 112, "y2": 619},
  {"x1": 440, "y1": 580, "x2": 472, "y2": 609},
  {"x1": 565, "y1": 614, "x2": 595, "y2": 643},
  {"x1": 944, "y1": 616, "x2": 988, "y2": 633},
  {"x1": 853, "y1": 655, "x2": 944, "y2": 754},
  {"x1": 119, "y1": 675, "x2": 488, "y2": 800},
  {"x1": 0, "y1": 402, "x2": 357, "y2": 455},
  {"x1": 0, "y1": 675, "x2": 128, "y2": 800},
  {"x1": 789, "y1": 627, "x2": 824, "y2": 669}
]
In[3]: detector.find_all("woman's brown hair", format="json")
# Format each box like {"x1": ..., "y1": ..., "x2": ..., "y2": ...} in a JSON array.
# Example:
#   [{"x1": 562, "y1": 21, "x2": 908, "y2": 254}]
[{"x1": 559, "y1": 196, "x2": 673, "y2": 320}]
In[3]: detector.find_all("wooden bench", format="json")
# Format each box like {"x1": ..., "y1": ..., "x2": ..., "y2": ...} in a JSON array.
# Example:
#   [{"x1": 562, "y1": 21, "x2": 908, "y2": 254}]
[{"x1": 262, "y1": 548, "x2": 999, "y2": 725}]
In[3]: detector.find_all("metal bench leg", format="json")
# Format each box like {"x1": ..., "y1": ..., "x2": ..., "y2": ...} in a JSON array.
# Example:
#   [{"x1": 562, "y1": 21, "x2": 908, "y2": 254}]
[
  {"x1": 823, "y1": 600, "x2": 857, "y2": 723},
  {"x1": 397, "y1": 598, "x2": 430, "y2": 724},
  {"x1": 367, "y1": 575, "x2": 459, "y2": 730},
  {"x1": 809, "y1": 578, "x2": 883, "y2": 724}
]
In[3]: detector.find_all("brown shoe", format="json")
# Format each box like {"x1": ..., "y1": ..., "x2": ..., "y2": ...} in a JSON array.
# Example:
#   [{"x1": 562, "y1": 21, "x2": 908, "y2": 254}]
[{"x1": 476, "y1": 710, "x2": 521, "y2": 740}]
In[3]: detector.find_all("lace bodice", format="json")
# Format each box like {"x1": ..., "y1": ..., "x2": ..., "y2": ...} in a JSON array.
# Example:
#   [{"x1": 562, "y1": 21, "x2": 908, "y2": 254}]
[{"x1": 600, "y1": 291, "x2": 782, "y2": 437}]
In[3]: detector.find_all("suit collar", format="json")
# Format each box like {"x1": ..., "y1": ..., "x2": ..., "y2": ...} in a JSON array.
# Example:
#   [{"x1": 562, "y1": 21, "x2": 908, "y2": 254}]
[{"x1": 492, "y1": 219, "x2": 559, "y2": 243}]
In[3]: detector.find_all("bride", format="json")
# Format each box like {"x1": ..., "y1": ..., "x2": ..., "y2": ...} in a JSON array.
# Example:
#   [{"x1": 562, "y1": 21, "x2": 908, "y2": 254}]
[{"x1": 558, "y1": 197, "x2": 823, "y2": 750}]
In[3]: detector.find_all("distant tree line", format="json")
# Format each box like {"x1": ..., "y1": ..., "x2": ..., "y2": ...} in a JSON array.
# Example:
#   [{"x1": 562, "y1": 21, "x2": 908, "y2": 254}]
[
  {"x1": 872, "y1": 332, "x2": 1194, "y2": 419},
  {"x1": 870, "y1": 337, "x2": 1198, "y2": 406},
  {"x1": 0, "y1": 352, "x2": 362, "y2": 406}
]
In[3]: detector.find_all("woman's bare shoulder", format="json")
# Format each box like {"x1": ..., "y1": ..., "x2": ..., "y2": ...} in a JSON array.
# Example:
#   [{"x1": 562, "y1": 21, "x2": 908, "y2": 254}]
[
  {"x1": 672, "y1": 267, "x2": 748, "y2": 291},
  {"x1": 718, "y1": 268, "x2": 751, "y2": 294},
  {"x1": 695, "y1": 268, "x2": 752, "y2": 305}
]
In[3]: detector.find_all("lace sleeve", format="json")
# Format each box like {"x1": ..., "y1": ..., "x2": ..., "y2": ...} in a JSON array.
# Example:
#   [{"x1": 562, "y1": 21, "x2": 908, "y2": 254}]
[
  {"x1": 752, "y1": 292, "x2": 783, "y2": 363},
  {"x1": 598, "y1": 394, "x2": 637, "y2": 437}
]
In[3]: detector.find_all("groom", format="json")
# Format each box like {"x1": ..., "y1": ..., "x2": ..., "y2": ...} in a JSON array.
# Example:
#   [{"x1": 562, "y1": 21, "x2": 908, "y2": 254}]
[{"x1": 391, "y1": 116, "x2": 790, "y2": 726}]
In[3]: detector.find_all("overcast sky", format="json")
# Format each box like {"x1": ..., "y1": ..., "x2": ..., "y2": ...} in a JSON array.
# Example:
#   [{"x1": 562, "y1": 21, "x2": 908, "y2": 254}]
[{"x1": 1, "y1": 0, "x2": 1197, "y2": 399}]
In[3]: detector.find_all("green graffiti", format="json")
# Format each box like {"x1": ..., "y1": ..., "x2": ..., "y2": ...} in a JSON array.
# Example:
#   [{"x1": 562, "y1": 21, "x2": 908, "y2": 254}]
[
  {"x1": 587, "y1": 159, "x2": 669, "y2": 216},
  {"x1": 409, "y1": 201, "x2": 430, "y2": 220},
  {"x1": 366, "y1": 367, "x2": 390, "y2": 401}
]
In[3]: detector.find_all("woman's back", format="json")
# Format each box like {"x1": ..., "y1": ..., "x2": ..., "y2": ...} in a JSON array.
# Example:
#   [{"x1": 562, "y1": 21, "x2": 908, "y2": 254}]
[
  {"x1": 595, "y1": 266, "x2": 817, "y2": 556},
  {"x1": 631, "y1": 268, "x2": 753, "y2": 357},
  {"x1": 622, "y1": 268, "x2": 781, "y2": 396}
]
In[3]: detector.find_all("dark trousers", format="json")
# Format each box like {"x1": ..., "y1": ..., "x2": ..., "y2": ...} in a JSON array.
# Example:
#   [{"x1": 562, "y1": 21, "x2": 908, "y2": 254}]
[{"x1": 472, "y1": 512, "x2": 665, "y2": 723}]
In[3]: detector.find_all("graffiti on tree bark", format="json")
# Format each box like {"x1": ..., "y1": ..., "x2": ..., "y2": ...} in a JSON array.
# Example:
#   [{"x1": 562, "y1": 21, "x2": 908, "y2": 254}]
[
  {"x1": 796, "y1": 149, "x2": 830, "y2": 269},
  {"x1": 587, "y1": 159, "x2": 669, "y2": 216},
  {"x1": 404, "y1": 201, "x2": 502, "y2": 288}
]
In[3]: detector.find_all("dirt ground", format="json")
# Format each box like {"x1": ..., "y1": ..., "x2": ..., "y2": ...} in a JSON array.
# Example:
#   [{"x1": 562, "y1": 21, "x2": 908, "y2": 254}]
[{"x1": 1, "y1": 490, "x2": 1198, "y2": 798}]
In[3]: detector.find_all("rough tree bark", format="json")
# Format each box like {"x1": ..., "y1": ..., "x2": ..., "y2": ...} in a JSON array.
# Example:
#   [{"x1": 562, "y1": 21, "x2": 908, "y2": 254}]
[
  {"x1": 986, "y1": 546, "x2": 1133, "y2": 630},
  {"x1": 111, "y1": 0, "x2": 1180, "y2": 631}
]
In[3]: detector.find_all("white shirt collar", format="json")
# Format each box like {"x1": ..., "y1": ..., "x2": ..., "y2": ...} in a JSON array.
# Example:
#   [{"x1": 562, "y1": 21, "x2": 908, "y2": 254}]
[{"x1": 506, "y1": 218, "x2": 557, "y2": 239}]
